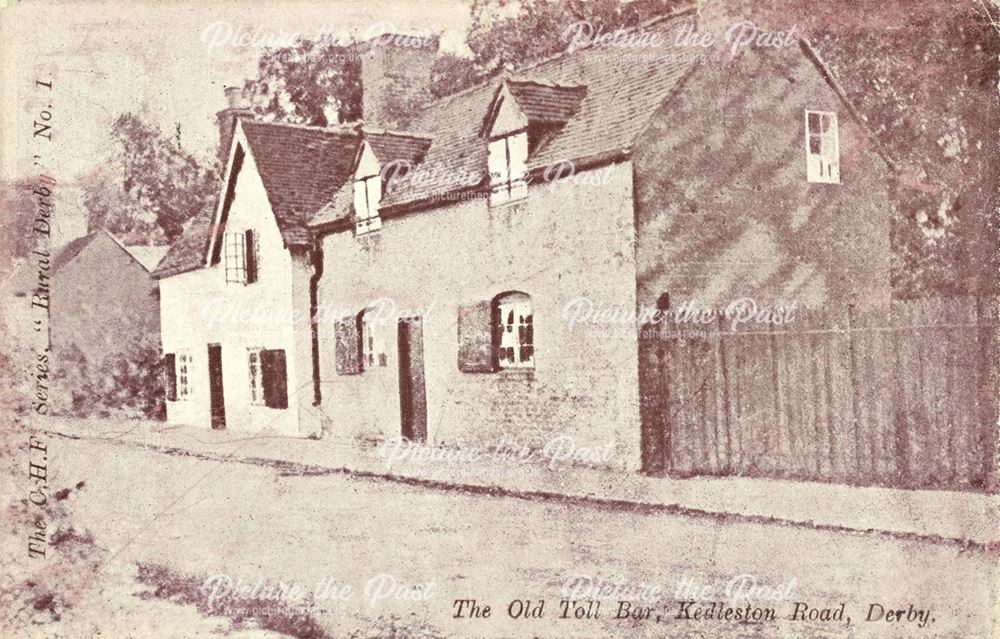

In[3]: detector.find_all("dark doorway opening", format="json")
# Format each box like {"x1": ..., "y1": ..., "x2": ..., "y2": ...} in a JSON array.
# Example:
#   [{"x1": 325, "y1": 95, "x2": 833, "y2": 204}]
[
  {"x1": 398, "y1": 317, "x2": 427, "y2": 442},
  {"x1": 207, "y1": 344, "x2": 226, "y2": 430}
]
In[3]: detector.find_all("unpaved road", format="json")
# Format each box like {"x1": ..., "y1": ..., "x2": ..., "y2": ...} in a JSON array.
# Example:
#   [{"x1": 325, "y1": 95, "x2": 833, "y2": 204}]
[{"x1": 18, "y1": 428, "x2": 998, "y2": 638}]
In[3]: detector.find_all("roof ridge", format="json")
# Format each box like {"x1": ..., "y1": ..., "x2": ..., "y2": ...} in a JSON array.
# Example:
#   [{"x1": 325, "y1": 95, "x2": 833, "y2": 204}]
[
  {"x1": 361, "y1": 127, "x2": 434, "y2": 141},
  {"x1": 242, "y1": 118, "x2": 360, "y2": 136},
  {"x1": 505, "y1": 5, "x2": 696, "y2": 74},
  {"x1": 505, "y1": 76, "x2": 588, "y2": 91}
]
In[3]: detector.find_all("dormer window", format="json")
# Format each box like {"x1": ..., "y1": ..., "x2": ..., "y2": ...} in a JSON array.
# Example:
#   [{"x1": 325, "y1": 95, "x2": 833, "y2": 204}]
[
  {"x1": 353, "y1": 142, "x2": 382, "y2": 235},
  {"x1": 482, "y1": 80, "x2": 585, "y2": 208},
  {"x1": 488, "y1": 131, "x2": 528, "y2": 207},
  {"x1": 805, "y1": 110, "x2": 840, "y2": 183}
]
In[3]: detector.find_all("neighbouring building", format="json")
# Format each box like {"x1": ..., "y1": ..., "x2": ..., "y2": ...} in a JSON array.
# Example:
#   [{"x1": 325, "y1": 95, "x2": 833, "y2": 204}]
[
  {"x1": 156, "y1": 7, "x2": 893, "y2": 472},
  {"x1": 13, "y1": 229, "x2": 166, "y2": 416}
]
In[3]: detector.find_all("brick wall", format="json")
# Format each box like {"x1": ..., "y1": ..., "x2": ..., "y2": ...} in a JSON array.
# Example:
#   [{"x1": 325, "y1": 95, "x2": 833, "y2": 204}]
[
  {"x1": 316, "y1": 162, "x2": 643, "y2": 469},
  {"x1": 633, "y1": 44, "x2": 892, "y2": 312}
]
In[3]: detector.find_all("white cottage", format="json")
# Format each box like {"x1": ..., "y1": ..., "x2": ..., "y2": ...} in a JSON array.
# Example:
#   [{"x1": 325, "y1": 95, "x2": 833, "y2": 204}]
[{"x1": 152, "y1": 118, "x2": 357, "y2": 435}]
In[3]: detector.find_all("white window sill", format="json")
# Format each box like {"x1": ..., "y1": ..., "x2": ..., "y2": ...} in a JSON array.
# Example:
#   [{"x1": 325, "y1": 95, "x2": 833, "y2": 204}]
[
  {"x1": 355, "y1": 216, "x2": 382, "y2": 236},
  {"x1": 496, "y1": 366, "x2": 534, "y2": 374},
  {"x1": 489, "y1": 180, "x2": 528, "y2": 208}
]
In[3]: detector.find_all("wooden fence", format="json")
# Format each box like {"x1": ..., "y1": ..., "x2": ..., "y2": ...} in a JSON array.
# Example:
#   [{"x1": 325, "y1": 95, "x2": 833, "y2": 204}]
[{"x1": 638, "y1": 297, "x2": 998, "y2": 492}]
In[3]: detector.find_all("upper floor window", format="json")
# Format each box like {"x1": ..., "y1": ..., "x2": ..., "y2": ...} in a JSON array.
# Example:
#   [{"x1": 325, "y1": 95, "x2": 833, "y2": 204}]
[
  {"x1": 805, "y1": 110, "x2": 840, "y2": 184},
  {"x1": 488, "y1": 131, "x2": 528, "y2": 207},
  {"x1": 493, "y1": 291, "x2": 533, "y2": 369},
  {"x1": 354, "y1": 143, "x2": 383, "y2": 235},
  {"x1": 225, "y1": 229, "x2": 258, "y2": 284}
]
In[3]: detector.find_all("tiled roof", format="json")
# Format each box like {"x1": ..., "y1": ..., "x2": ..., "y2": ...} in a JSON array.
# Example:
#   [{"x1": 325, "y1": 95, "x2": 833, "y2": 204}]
[
  {"x1": 163, "y1": 9, "x2": 701, "y2": 268},
  {"x1": 240, "y1": 121, "x2": 361, "y2": 246},
  {"x1": 365, "y1": 131, "x2": 432, "y2": 166},
  {"x1": 151, "y1": 210, "x2": 215, "y2": 279},
  {"x1": 504, "y1": 79, "x2": 588, "y2": 123},
  {"x1": 371, "y1": 8, "x2": 698, "y2": 211},
  {"x1": 309, "y1": 185, "x2": 356, "y2": 229}
]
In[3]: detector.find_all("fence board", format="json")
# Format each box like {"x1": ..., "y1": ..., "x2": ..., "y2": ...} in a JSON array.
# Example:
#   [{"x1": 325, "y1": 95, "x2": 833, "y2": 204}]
[{"x1": 638, "y1": 296, "x2": 997, "y2": 492}]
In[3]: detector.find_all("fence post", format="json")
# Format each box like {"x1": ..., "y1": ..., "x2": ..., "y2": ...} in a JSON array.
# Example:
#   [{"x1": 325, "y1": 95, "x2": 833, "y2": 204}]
[
  {"x1": 638, "y1": 322, "x2": 665, "y2": 475},
  {"x1": 846, "y1": 304, "x2": 863, "y2": 479},
  {"x1": 717, "y1": 313, "x2": 732, "y2": 473},
  {"x1": 976, "y1": 297, "x2": 998, "y2": 492}
]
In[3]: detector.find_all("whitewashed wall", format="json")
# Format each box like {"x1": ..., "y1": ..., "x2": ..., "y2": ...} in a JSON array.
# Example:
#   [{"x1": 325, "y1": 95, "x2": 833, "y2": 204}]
[{"x1": 160, "y1": 140, "x2": 307, "y2": 436}]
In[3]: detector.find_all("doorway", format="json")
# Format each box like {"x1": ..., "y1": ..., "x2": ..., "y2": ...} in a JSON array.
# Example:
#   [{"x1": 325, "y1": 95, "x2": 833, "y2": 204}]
[
  {"x1": 207, "y1": 344, "x2": 226, "y2": 430},
  {"x1": 397, "y1": 317, "x2": 427, "y2": 442}
]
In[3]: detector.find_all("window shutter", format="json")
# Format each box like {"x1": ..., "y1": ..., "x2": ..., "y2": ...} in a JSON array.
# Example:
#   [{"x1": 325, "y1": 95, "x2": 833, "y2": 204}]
[
  {"x1": 366, "y1": 176, "x2": 381, "y2": 215},
  {"x1": 824, "y1": 114, "x2": 840, "y2": 183},
  {"x1": 164, "y1": 353, "x2": 177, "y2": 401},
  {"x1": 335, "y1": 315, "x2": 362, "y2": 375},
  {"x1": 245, "y1": 229, "x2": 258, "y2": 283},
  {"x1": 458, "y1": 300, "x2": 496, "y2": 373},
  {"x1": 487, "y1": 138, "x2": 508, "y2": 189},
  {"x1": 261, "y1": 349, "x2": 288, "y2": 409},
  {"x1": 353, "y1": 180, "x2": 368, "y2": 221},
  {"x1": 508, "y1": 132, "x2": 528, "y2": 182}
]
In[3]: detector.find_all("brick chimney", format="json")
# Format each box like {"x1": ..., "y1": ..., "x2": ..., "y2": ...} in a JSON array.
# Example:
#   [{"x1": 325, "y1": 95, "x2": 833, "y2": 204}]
[
  {"x1": 216, "y1": 86, "x2": 252, "y2": 166},
  {"x1": 359, "y1": 33, "x2": 439, "y2": 131}
]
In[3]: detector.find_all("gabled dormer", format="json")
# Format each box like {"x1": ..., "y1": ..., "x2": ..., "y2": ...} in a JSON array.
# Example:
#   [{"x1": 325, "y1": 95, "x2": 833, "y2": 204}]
[
  {"x1": 353, "y1": 141, "x2": 383, "y2": 235},
  {"x1": 482, "y1": 78, "x2": 587, "y2": 206}
]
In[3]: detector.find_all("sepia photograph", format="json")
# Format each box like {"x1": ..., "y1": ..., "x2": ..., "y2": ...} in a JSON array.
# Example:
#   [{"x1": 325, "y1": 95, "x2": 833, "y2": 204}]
[{"x1": 1, "y1": 0, "x2": 998, "y2": 637}]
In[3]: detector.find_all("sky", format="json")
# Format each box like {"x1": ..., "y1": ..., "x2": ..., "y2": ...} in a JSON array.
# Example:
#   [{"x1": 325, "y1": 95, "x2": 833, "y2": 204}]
[{"x1": 1, "y1": 0, "x2": 476, "y2": 184}]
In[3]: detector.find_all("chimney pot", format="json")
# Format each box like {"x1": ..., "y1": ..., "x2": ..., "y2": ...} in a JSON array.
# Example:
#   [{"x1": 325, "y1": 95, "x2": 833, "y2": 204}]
[{"x1": 217, "y1": 85, "x2": 252, "y2": 165}]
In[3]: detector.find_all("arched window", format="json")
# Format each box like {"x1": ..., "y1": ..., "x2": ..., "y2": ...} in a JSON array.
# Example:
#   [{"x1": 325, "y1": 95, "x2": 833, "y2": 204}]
[{"x1": 492, "y1": 291, "x2": 533, "y2": 368}]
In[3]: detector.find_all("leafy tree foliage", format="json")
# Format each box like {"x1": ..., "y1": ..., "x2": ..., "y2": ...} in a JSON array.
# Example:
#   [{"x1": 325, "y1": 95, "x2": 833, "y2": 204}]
[
  {"x1": 83, "y1": 113, "x2": 217, "y2": 244},
  {"x1": 699, "y1": 0, "x2": 999, "y2": 298},
  {"x1": 244, "y1": 39, "x2": 362, "y2": 126},
  {"x1": 0, "y1": 178, "x2": 40, "y2": 268}
]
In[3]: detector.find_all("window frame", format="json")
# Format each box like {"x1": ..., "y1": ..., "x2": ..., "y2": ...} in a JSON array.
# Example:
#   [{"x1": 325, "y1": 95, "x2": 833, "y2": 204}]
[
  {"x1": 358, "y1": 308, "x2": 389, "y2": 371},
  {"x1": 248, "y1": 347, "x2": 265, "y2": 406},
  {"x1": 225, "y1": 231, "x2": 247, "y2": 284},
  {"x1": 804, "y1": 109, "x2": 840, "y2": 184},
  {"x1": 488, "y1": 130, "x2": 529, "y2": 207},
  {"x1": 492, "y1": 291, "x2": 534, "y2": 370},
  {"x1": 176, "y1": 351, "x2": 193, "y2": 399}
]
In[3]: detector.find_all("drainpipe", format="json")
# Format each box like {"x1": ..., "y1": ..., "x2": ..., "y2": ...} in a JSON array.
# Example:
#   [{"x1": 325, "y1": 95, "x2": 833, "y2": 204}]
[{"x1": 309, "y1": 239, "x2": 324, "y2": 406}]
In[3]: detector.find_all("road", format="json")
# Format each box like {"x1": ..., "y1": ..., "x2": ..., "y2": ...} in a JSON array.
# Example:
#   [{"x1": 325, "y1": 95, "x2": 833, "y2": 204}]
[{"x1": 29, "y1": 430, "x2": 999, "y2": 638}]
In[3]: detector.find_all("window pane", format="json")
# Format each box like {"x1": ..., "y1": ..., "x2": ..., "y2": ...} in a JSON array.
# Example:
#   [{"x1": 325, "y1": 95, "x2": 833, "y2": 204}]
[
  {"x1": 809, "y1": 134, "x2": 822, "y2": 155},
  {"x1": 495, "y1": 295, "x2": 534, "y2": 368},
  {"x1": 807, "y1": 111, "x2": 820, "y2": 133}
]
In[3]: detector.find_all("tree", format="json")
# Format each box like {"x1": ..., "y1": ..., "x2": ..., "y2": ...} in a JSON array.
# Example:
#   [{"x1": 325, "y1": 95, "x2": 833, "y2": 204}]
[
  {"x1": 244, "y1": 39, "x2": 362, "y2": 126},
  {"x1": 244, "y1": 0, "x2": 682, "y2": 122},
  {"x1": 699, "y1": 0, "x2": 999, "y2": 298},
  {"x1": 0, "y1": 177, "x2": 41, "y2": 268},
  {"x1": 240, "y1": 0, "x2": 997, "y2": 298},
  {"x1": 83, "y1": 112, "x2": 218, "y2": 243}
]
